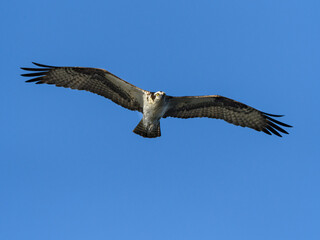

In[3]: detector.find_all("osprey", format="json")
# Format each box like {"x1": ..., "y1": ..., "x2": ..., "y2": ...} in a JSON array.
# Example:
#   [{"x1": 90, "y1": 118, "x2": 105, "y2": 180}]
[{"x1": 21, "y1": 62, "x2": 292, "y2": 138}]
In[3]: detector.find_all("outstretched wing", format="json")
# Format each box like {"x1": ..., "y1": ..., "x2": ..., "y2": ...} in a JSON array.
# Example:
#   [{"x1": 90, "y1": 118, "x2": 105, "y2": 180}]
[
  {"x1": 21, "y1": 62, "x2": 147, "y2": 112},
  {"x1": 163, "y1": 95, "x2": 292, "y2": 137}
]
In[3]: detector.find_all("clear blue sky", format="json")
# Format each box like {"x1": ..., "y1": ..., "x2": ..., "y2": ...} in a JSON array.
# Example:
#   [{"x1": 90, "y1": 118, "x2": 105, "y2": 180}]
[{"x1": 1, "y1": 0, "x2": 319, "y2": 239}]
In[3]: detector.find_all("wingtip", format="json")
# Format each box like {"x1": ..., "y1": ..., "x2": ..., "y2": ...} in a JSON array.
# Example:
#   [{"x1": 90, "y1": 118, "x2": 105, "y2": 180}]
[
  {"x1": 260, "y1": 111, "x2": 292, "y2": 136},
  {"x1": 265, "y1": 115, "x2": 292, "y2": 128}
]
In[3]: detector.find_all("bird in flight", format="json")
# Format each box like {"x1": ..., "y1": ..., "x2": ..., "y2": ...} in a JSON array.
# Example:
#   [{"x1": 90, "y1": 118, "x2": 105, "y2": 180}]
[{"x1": 21, "y1": 62, "x2": 292, "y2": 138}]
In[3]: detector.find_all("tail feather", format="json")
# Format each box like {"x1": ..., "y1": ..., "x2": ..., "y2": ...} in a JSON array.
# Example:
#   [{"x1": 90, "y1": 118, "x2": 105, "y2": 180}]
[{"x1": 133, "y1": 120, "x2": 161, "y2": 138}]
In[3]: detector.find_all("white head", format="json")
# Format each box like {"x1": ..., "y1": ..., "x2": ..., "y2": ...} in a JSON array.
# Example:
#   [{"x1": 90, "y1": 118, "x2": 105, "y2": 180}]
[
  {"x1": 155, "y1": 91, "x2": 165, "y2": 96},
  {"x1": 151, "y1": 91, "x2": 166, "y2": 102}
]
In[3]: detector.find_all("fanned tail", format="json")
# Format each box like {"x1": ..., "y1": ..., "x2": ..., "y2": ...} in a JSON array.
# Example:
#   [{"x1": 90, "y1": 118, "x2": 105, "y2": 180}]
[{"x1": 133, "y1": 120, "x2": 161, "y2": 138}]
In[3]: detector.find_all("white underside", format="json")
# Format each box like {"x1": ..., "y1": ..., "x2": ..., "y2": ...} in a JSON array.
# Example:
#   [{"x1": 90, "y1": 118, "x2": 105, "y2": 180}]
[{"x1": 142, "y1": 93, "x2": 168, "y2": 129}]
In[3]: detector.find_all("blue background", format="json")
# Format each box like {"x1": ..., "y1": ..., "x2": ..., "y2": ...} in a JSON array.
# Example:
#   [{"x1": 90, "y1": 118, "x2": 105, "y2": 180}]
[{"x1": 1, "y1": 0, "x2": 319, "y2": 239}]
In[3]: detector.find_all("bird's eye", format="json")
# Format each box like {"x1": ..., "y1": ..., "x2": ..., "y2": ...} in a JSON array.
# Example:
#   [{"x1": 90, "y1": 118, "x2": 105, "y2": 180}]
[{"x1": 156, "y1": 93, "x2": 160, "y2": 96}]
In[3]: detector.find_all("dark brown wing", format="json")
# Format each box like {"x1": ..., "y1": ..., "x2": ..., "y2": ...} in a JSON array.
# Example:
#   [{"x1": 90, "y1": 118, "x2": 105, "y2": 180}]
[
  {"x1": 21, "y1": 62, "x2": 147, "y2": 112},
  {"x1": 163, "y1": 95, "x2": 292, "y2": 137}
]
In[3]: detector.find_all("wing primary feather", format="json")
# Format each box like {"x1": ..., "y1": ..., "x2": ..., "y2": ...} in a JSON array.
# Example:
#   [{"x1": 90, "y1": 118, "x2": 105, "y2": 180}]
[
  {"x1": 21, "y1": 72, "x2": 48, "y2": 77},
  {"x1": 262, "y1": 128, "x2": 272, "y2": 135},
  {"x1": 266, "y1": 125, "x2": 282, "y2": 137},
  {"x1": 267, "y1": 121, "x2": 289, "y2": 134},
  {"x1": 25, "y1": 77, "x2": 43, "y2": 83},
  {"x1": 20, "y1": 67, "x2": 51, "y2": 71},
  {"x1": 265, "y1": 116, "x2": 292, "y2": 128},
  {"x1": 32, "y1": 62, "x2": 55, "y2": 68},
  {"x1": 262, "y1": 112, "x2": 284, "y2": 117}
]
